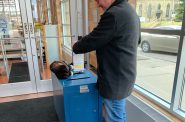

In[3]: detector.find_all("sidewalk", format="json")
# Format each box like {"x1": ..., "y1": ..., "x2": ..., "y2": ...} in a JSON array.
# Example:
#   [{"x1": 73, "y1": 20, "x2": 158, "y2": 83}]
[{"x1": 136, "y1": 55, "x2": 176, "y2": 103}]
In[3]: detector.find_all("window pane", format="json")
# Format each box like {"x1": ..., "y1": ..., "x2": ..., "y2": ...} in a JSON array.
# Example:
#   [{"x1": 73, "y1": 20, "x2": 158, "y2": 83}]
[
  {"x1": 136, "y1": 0, "x2": 183, "y2": 103},
  {"x1": 61, "y1": 0, "x2": 72, "y2": 49}
]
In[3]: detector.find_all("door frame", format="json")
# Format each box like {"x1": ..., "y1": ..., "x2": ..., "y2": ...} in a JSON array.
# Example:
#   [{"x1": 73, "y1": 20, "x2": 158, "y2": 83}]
[
  {"x1": 0, "y1": 0, "x2": 37, "y2": 97},
  {"x1": 25, "y1": 0, "x2": 87, "y2": 92},
  {"x1": 0, "y1": 0, "x2": 89, "y2": 97},
  {"x1": 24, "y1": 0, "x2": 53, "y2": 92}
]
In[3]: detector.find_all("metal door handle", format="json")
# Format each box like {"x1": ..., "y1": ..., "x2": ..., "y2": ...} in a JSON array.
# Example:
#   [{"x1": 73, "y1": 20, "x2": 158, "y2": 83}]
[
  {"x1": 29, "y1": 23, "x2": 34, "y2": 34},
  {"x1": 24, "y1": 23, "x2": 29, "y2": 35}
]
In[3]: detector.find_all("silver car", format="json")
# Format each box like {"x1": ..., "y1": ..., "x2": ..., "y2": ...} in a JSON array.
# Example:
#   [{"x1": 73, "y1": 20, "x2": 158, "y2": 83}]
[{"x1": 140, "y1": 25, "x2": 181, "y2": 53}]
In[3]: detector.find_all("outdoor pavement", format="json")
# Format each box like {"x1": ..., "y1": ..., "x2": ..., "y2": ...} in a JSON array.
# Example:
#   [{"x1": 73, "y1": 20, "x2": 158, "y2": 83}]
[{"x1": 136, "y1": 48, "x2": 185, "y2": 110}]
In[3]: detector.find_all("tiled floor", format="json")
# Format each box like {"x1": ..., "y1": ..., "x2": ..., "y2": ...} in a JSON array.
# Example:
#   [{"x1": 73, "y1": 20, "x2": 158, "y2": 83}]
[
  {"x1": 0, "y1": 91, "x2": 183, "y2": 122},
  {"x1": 0, "y1": 92, "x2": 53, "y2": 103},
  {"x1": 132, "y1": 91, "x2": 184, "y2": 122}
]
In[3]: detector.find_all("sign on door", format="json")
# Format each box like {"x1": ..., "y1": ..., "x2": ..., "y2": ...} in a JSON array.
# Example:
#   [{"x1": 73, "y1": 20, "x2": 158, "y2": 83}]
[{"x1": 0, "y1": 16, "x2": 9, "y2": 36}]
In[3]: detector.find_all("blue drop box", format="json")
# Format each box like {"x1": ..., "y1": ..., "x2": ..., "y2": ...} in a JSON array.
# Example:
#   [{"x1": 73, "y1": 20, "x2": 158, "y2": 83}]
[{"x1": 52, "y1": 70, "x2": 102, "y2": 122}]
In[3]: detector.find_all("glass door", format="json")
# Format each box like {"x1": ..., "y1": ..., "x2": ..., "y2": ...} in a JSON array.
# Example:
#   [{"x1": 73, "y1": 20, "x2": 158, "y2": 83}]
[
  {"x1": 0, "y1": 0, "x2": 37, "y2": 97},
  {"x1": 0, "y1": 0, "x2": 87, "y2": 97},
  {"x1": 27, "y1": 0, "x2": 85, "y2": 92},
  {"x1": 28, "y1": 0, "x2": 63, "y2": 92}
]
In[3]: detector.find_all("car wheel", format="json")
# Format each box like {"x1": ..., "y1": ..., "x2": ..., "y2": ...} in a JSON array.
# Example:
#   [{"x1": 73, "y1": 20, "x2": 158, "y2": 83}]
[{"x1": 141, "y1": 41, "x2": 150, "y2": 52}]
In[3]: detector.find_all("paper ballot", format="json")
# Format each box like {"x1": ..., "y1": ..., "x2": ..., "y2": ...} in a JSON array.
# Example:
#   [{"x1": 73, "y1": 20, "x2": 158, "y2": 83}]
[{"x1": 73, "y1": 53, "x2": 84, "y2": 72}]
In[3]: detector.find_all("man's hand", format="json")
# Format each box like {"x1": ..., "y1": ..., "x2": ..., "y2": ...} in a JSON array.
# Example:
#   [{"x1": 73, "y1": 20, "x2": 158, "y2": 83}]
[{"x1": 72, "y1": 41, "x2": 78, "y2": 54}]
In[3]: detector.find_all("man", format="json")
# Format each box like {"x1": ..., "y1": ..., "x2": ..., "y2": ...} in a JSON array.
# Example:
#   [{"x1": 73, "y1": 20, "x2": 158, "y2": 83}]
[{"x1": 73, "y1": 0, "x2": 140, "y2": 121}]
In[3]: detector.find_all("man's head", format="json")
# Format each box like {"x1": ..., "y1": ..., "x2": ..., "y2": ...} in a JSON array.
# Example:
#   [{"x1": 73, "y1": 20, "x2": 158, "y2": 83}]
[{"x1": 95, "y1": 0, "x2": 115, "y2": 10}]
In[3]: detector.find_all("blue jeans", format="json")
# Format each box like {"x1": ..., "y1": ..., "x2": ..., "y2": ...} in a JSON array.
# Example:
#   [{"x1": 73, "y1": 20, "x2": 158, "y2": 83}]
[{"x1": 104, "y1": 98, "x2": 126, "y2": 122}]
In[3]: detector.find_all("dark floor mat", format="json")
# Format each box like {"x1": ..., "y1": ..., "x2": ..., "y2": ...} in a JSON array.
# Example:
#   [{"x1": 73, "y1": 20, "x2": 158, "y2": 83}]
[
  {"x1": 9, "y1": 62, "x2": 30, "y2": 83},
  {"x1": 0, "y1": 96, "x2": 59, "y2": 122}
]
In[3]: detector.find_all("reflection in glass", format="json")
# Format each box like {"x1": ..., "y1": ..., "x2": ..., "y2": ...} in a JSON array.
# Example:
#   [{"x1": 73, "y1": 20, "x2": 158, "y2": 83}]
[
  {"x1": 0, "y1": 0, "x2": 30, "y2": 84},
  {"x1": 60, "y1": 0, "x2": 73, "y2": 64},
  {"x1": 31, "y1": 0, "x2": 53, "y2": 80},
  {"x1": 136, "y1": 0, "x2": 183, "y2": 103},
  {"x1": 31, "y1": 0, "x2": 73, "y2": 80},
  {"x1": 61, "y1": 0, "x2": 72, "y2": 49}
]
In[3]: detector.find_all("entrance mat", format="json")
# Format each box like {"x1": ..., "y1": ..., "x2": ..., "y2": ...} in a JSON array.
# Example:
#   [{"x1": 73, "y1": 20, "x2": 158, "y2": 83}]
[
  {"x1": 9, "y1": 62, "x2": 30, "y2": 83},
  {"x1": 0, "y1": 96, "x2": 59, "y2": 122}
]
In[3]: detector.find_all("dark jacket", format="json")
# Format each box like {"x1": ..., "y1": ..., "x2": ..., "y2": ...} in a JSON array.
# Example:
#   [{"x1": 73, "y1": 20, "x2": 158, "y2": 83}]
[{"x1": 73, "y1": 0, "x2": 140, "y2": 100}]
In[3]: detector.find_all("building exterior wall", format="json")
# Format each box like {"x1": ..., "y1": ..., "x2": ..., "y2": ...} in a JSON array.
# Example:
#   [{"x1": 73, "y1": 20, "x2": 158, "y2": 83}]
[{"x1": 136, "y1": 0, "x2": 179, "y2": 22}]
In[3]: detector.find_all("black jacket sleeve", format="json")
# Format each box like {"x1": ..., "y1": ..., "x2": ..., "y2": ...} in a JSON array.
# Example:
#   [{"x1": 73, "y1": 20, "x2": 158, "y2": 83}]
[{"x1": 73, "y1": 12, "x2": 116, "y2": 54}]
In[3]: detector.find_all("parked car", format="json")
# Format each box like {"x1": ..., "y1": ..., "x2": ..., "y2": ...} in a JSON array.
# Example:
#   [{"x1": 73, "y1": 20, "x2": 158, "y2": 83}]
[{"x1": 140, "y1": 25, "x2": 181, "y2": 53}]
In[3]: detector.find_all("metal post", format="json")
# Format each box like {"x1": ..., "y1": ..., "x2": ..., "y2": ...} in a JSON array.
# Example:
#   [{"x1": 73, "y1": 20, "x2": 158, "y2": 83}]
[
  {"x1": 0, "y1": 36, "x2": 9, "y2": 77},
  {"x1": 82, "y1": 0, "x2": 90, "y2": 69},
  {"x1": 70, "y1": 0, "x2": 85, "y2": 72},
  {"x1": 171, "y1": 6, "x2": 185, "y2": 110},
  {"x1": 47, "y1": 0, "x2": 51, "y2": 24},
  {"x1": 38, "y1": 29, "x2": 44, "y2": 72}
]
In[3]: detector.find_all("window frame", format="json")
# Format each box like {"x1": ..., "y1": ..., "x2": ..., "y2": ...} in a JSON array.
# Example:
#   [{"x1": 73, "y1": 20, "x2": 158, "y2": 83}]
[{"x1": 134, "y1": 7, "x2": 185, "y2": 121}]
